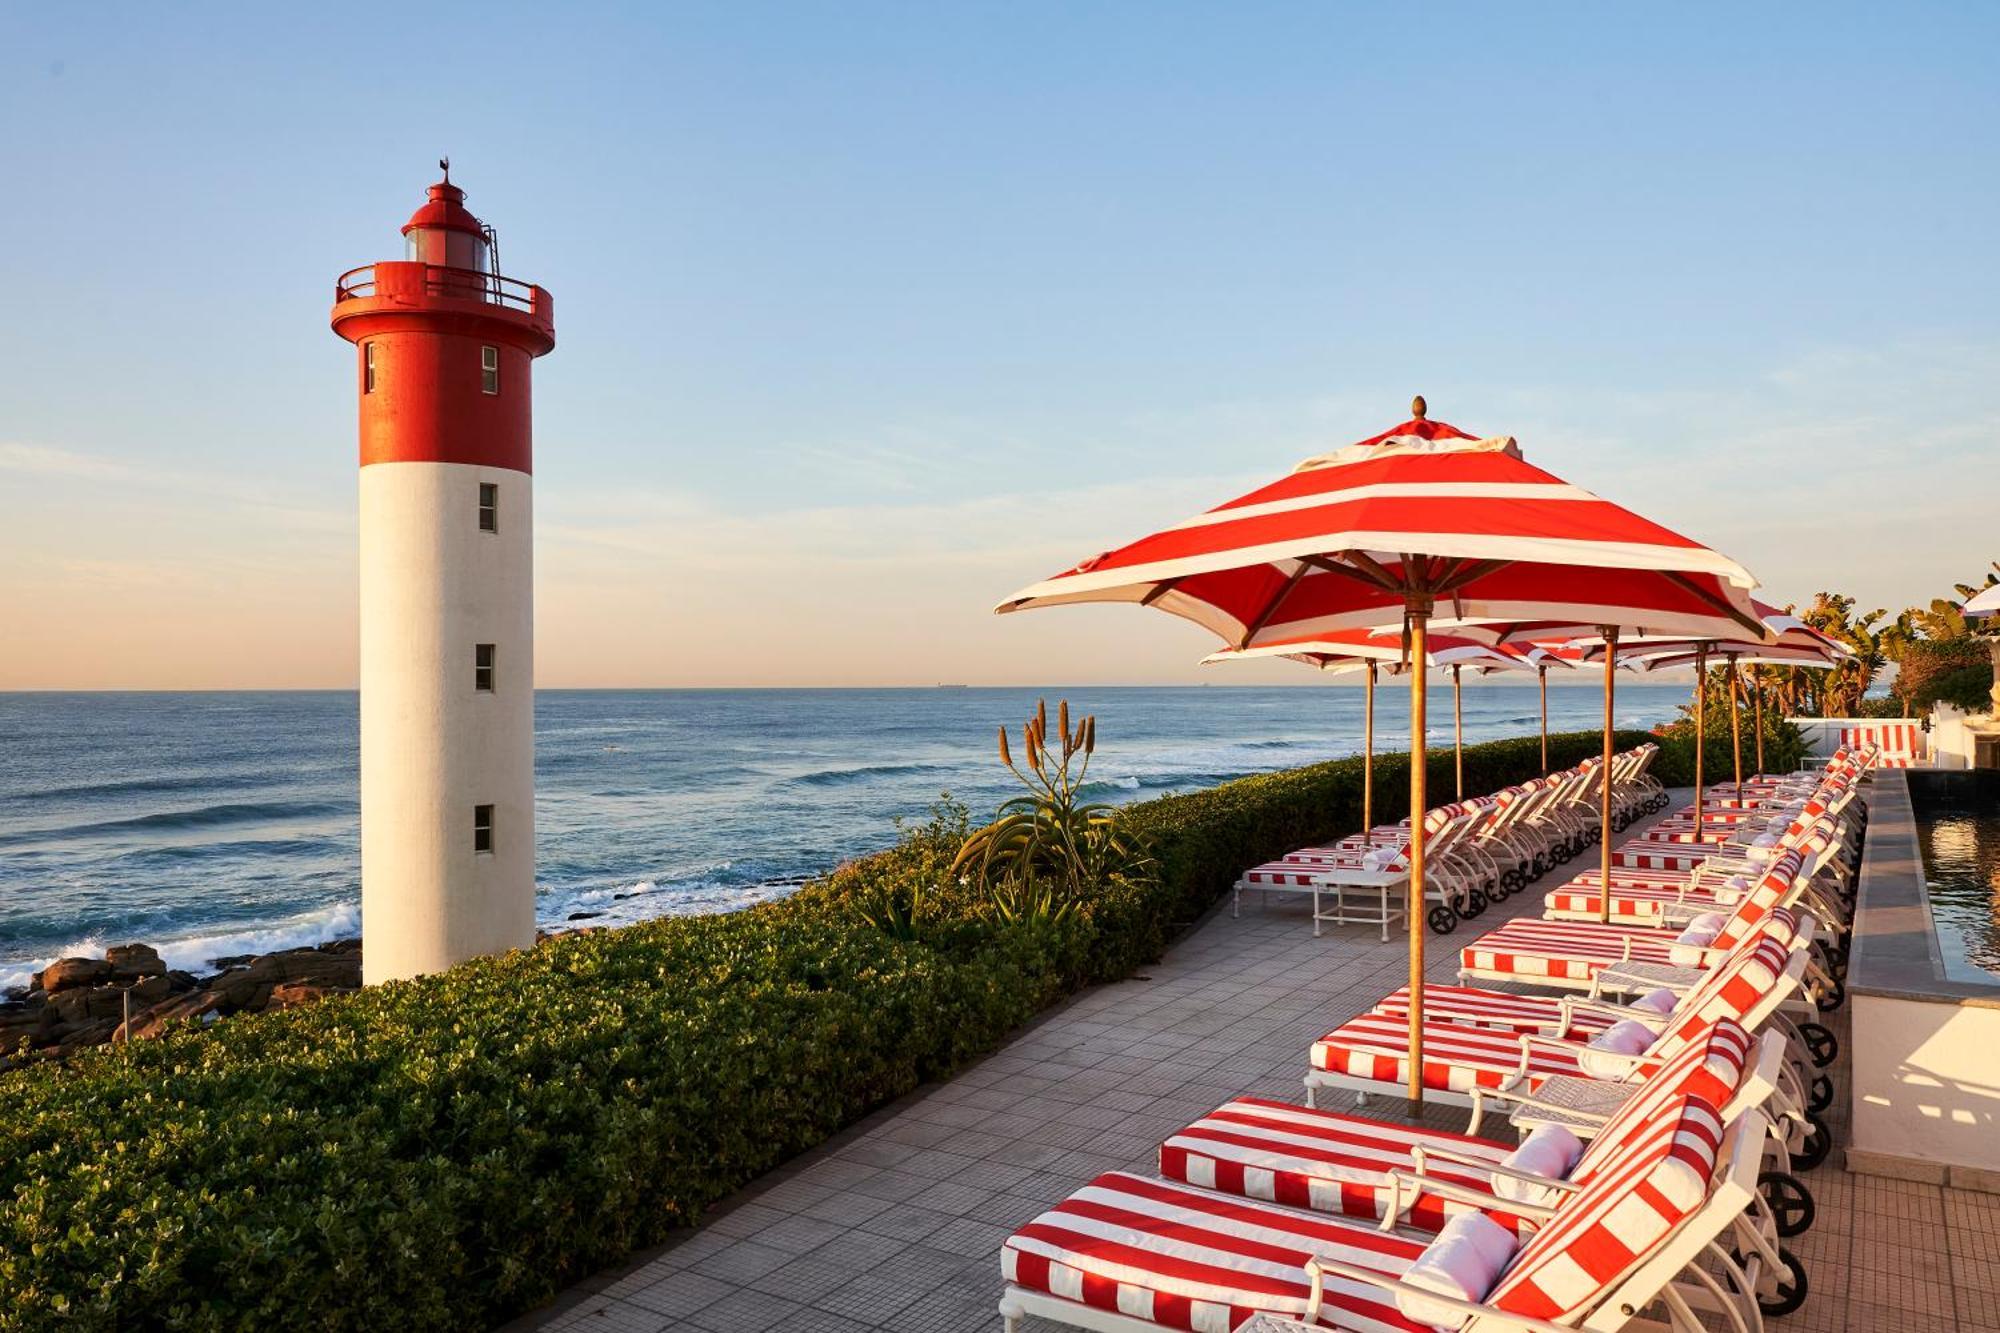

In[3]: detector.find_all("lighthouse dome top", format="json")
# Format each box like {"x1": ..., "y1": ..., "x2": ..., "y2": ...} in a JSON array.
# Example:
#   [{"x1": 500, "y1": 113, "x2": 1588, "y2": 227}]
[
  {"x1": 401, "y1": 177, "x2": 486, "y2": 240},
  {"x1": 400, "y1": 165, "x2": 493, "y2": 273}
]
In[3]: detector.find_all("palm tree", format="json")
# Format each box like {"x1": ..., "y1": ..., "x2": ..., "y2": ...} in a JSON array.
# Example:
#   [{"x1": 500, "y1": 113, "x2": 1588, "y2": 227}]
[{"x1": 1800, "y1": 592, "x2": 1910, "y2": 716}]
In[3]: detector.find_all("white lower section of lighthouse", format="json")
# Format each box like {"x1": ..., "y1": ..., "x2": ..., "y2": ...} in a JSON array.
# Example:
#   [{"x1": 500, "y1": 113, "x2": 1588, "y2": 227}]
[{"x1": 358, "y1": 461, "x2": 536, "y2": 984}]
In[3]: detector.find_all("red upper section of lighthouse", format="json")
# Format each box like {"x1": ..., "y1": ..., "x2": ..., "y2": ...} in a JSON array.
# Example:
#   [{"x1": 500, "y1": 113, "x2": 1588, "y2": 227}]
[
  {"x1": 332, "y1": 171, "x2": 555, "y2": 475},
  {"x1": 401, "y1": 179, "x2": 487, "y2": 239}
]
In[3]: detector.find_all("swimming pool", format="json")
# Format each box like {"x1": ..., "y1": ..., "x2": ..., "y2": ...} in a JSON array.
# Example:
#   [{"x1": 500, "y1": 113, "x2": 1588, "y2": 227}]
[{"x1": 1911, "y1": 770, "x2": 2000, "y2": 985}]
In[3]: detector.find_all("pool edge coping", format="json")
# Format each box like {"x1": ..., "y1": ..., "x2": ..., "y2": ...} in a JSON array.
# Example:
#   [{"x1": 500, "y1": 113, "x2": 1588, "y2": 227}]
[{"x1": 1849, "y1": 768, "x2": 2000, "y2": 1008}]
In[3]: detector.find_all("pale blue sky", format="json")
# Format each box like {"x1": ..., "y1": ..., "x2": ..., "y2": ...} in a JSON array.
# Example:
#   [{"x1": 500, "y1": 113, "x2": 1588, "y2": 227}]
[{"x1": 3, "y1": 3, "x2": 1996, "y2": 687}]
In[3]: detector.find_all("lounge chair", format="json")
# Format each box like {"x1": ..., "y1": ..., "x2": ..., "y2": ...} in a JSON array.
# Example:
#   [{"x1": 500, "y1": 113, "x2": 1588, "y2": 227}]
[
  {"x1": 1454, "y1": 847, "x2": 1817, "y2": 991},
  {"x1": 1164, "y1": 1019, "x2": 1762, "y2": 1237},
  {"x1": 1000, "y1": 1101, "x2": 1788, "y2": 1332}
]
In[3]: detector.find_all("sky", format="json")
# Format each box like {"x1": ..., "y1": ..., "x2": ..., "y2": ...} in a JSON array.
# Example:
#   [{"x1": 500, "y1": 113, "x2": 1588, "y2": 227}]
[{"x1": 3, "y1": 2, "x2": 1997, "y2": 689}]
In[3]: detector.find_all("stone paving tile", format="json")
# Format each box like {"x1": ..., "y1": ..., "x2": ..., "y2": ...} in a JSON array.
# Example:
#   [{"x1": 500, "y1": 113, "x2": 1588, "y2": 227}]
[{"x1": 508, "y1": 787, "x2": 1983, "y2": 1332}]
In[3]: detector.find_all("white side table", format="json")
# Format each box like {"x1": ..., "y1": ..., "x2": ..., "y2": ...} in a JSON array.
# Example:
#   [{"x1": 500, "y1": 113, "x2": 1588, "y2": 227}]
[{"x1": 1233, "y1": 1315, "x2": 1319, "y2": 1333}]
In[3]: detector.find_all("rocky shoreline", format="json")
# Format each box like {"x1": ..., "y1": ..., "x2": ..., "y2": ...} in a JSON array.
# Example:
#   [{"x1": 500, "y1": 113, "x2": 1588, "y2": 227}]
[
  {"x1": 0, "y1": 939, "x2": 366, "y2": 1068},
  {"x1": 0, "y1": 886, "x2": 814, "y2": 1071}
]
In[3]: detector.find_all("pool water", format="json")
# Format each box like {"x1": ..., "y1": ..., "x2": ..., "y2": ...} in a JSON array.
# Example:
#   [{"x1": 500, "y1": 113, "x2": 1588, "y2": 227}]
[{"x1": 1912, "y1": 771, "x2": 2000, "y2": 984}]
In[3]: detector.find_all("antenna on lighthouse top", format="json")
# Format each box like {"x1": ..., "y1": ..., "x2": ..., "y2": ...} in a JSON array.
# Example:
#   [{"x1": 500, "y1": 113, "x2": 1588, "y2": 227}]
[{"x1": 439, "y1": 156, "x2": 451, "y2": 183}]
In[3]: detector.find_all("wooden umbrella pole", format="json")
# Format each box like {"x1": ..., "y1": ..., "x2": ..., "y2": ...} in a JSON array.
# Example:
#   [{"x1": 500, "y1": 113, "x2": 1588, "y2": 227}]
[
  {"x1": 1729, "y1": 655, "x2": 1744, "y2": 801},
  {"x1": 1539, "y1": 663, "x2": 1549, "y2": 774},
  {"x1": 1363, "y1": 662, "x2": 1376, "y2": 845},
  {"x1": 1453, "y1": 663, "x2": 1464, "y2": 800},
  {"x1": 1407, "y1": 606, "x2": 1430, "y2": 1109},
  {"x1": 1693, "y1": 646, "x2": 1707, "y2": 832},
  {"x1": 1753, "y1": 665, "x2": 1765, "y2": 775},
  {"x1": 1597, "y1": 626, "x2": 1618, "y2": 923}
]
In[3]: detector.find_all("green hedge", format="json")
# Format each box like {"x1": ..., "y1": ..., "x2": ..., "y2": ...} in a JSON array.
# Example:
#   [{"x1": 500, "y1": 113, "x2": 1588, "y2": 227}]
[{"x1": 0, "y1": 728, "x2": 1660, "y2": 1331}]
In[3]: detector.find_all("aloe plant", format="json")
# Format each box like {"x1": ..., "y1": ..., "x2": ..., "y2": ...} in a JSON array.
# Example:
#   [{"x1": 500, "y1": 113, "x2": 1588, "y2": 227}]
[
  {"x1": 853, "y1": 880, "x2": 925, "y2": 940},
  {"x1": 988, "y1": 881, "x2": 1079, "y2": 929},
  {"x1": 953, "y1": 698, "x2": 1152, "y2": 901}
]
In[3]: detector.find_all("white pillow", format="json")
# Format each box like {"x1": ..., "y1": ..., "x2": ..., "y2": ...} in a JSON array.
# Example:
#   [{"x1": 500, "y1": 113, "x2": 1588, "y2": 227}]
[
  {"x1": 1394, "y1": 1211, "x2": 1519, "y2": 1327},
  {"x1": 1630, "y1": 987, "x2": 1680, "y2": 1016},
  {"x1": 1670, "y1": 922, "x2": 1720, "y2": 965},
  {"x1": 1713, "y1": 874, "x2": 1751, "y2": 905},
  {"x1": 1577, "y1": 1019, "x2": 1656, "y2": 1077},
  {"x1": 1688, "y1": 911, "x2": 1727, "y2": 933},
  {"x1": 1492, "y1": 1124, "x2": 1585, "y2": 1206}
]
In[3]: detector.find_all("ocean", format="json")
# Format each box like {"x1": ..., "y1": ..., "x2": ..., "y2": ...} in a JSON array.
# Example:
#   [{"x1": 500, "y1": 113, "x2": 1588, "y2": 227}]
[{"x1": 0, "y1": 685, "x2": 1689, "y2": 990}]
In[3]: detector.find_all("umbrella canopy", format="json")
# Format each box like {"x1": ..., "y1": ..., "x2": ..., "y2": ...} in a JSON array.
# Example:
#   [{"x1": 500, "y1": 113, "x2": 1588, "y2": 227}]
[
  {"x1": 1201, "y1": 630, "x2": 1538, "y2": 820},
  {"x1": 1530, "y1": 601, "x2": 1844, "y2": 823},
  {"x1": 998, "y1": 412, "x2": 1765, "y2": 648},
  {"x1": 1962, "y1": 583, "x2": 2000, "y2": 618},
  {"x1": 996, "y1": 399, "x2": 1763, "y2": 1108},
  {"x1": 1616, "y1": 614, "x2": 1849, "y2": 796},
  {"x1": 1543, "y1": 600, "x2": 1844, "y2": 667}
]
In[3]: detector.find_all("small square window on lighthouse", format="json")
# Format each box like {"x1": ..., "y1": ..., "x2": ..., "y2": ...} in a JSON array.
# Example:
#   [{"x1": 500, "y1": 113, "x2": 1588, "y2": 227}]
[
  {"x1": 473, "y1": 804, "x2": 495, "y2": 854},
  {"x1": 478, "y1": 482, "x2": 498, "y2": 532},
  {"x1": 481, "y1": 345, "x2": 500, "y2": 394},
  {"x1": 475, "y1": 643, "x2": 496, "y2": 692}
]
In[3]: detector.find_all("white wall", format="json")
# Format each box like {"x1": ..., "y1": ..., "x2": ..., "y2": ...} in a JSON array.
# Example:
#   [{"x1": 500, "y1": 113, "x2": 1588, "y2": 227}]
[
  {"x1": 358, "y1": 461, "x2": 535, "y2": 983},
  {"x1": 1850, "y1": 992, "x2": 2000, "y2": 1177}
]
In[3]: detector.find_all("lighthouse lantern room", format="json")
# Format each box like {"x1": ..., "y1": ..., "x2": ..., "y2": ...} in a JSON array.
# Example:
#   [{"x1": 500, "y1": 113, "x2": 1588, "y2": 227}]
[{"x1": 331, "y1": 166, "x2": 555, "y2": 984}]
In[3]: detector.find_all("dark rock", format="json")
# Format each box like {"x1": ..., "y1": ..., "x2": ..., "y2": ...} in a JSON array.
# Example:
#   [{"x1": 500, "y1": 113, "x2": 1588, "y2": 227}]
[
  {"x1": 54, "y1": 1017, "x2": 118, "y2": 1053},
  {"x1": 210, "y1": 953, "x2": 257, "y2": 970},
  {"x1": 207, "y1": 968, "x2": 259, "y2": 1011},
  {"x1": 567, "y1": 911, "x2": 603, "y2": 921},
  {"x1": 50, "y1": 986, "x2": 128, "y2": 1027},
  {"x1": 40, "y1": 957, "x2": 114, "y2": 993},
  {"x1": 243, "y1": 950, "x2": 361, "y2": 989},
  {"x1": 129, "y1": 974, "x2": 174, "y2": 1004},
  {"x1": 105, "y1": 943, "x2": 166, "y2": 979},
  {"x1": 118, "y1": 990, "x2": 228, "y2": 1042},
  {"x1": 0, "y1": 1005, "x2": 54, "y2": 1047},
  {"x1": 266, "y1": 981, "x2": 343, "y2": 1010},
  {"x1": 165, "y1": 970, "x2": 199, "y2": 993}
]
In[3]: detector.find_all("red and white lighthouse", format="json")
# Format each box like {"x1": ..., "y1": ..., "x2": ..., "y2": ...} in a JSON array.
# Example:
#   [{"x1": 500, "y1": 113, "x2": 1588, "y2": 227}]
[{"x1": 331, "y1": 168, "x2": 555, "y2": 984}]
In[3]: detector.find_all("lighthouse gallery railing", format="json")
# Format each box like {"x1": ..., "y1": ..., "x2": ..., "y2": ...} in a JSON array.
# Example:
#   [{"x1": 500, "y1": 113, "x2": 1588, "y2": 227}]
[{"x1": 335, "y1": 263, "x2": 544, "y2": 315}]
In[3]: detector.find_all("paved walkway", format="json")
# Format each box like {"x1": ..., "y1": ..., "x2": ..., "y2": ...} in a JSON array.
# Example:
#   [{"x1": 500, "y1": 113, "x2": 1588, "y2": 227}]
[{"x1": 510, "y1": 789, "x2": 1998, "y2": 1333}]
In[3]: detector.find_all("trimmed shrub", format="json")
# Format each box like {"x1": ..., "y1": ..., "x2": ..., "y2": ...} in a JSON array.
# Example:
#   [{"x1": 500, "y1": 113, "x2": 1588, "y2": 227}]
[{"x1": 0, "y1": 728, "x2": 1655, "y2": 1331}]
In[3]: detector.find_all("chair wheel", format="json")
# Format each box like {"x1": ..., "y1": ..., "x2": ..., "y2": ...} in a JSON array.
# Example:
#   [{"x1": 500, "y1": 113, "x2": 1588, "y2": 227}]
[
  {"x1": 1427, "y1": 905, "x2": 1458, "y2": 935},
  {"x1": 1758, "y1": 1247, "x2": 1810, "y2": 1317},
  {"x1": 1819, "y1": 974, "x2": 1846, "y2": 1011},
  {"x1": 1758, "y1": 1170, "x2": 1816, "y2": 1238},
  {"x1": 1806, "y1": 1074, "x2": 1834, "y2": 1115},
  {"x1": 1531, "y1": 855, "x2": 1549, "y2": 877},
  {"x1": 1791, "y1": 1114, "x2": 1831, "y2": 1171},
  {"x1": 1463, "y1": 887, "x2": 1489, "y2": 918},
  {"x1": 1798, "y1": 1021, "x2": 1838, "y2": 1068}
]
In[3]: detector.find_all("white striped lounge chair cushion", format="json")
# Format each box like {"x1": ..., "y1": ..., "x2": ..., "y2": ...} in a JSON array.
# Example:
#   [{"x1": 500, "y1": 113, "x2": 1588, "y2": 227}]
[
  {"x1": 1157, "y1": 1096, "x2": 1528, "y2": 1235},
  {"x1": 1002, "y1": 1170, "x2": 1435, "y2": 1333},
  {"x1": 1309, "y1": 1013, "x2": 1585, "y2": 1095}
]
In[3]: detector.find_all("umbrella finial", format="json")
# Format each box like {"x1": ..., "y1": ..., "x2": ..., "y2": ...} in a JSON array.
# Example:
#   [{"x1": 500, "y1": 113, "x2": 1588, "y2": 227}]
[{"x1": 1411, "y1": 395, "x2": 1428, "y2": 421}]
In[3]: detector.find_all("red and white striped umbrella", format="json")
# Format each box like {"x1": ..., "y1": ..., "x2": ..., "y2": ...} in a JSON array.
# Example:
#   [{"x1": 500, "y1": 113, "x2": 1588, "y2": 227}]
[
  {"x1": 1530, "y1": 600, "x2": 1846, "y2": 816},
  {"x1": 996, "y1": 399, "x2": 1763, "y2": 1107},
  {"x1": 999, "y1": 410, "x2": 1764, "y2": 648},
  {"x1": 1529, "y1": 600, "x2": 1844, "y2": 667},
  {"x1": 1201, "y1": 630, "x2": 1539, "y2": 830}
]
